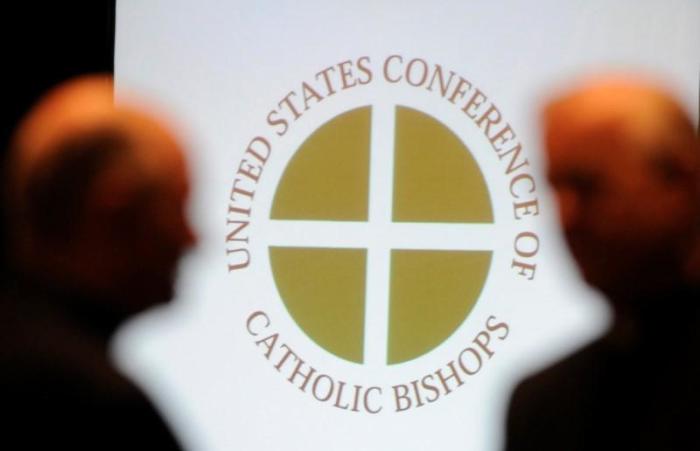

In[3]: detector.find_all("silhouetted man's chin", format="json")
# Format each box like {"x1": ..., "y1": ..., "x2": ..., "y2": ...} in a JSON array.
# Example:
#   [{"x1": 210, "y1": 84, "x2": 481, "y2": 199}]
[{"x1": 123, "y1": 281, "x2": 177, "y2": 317}]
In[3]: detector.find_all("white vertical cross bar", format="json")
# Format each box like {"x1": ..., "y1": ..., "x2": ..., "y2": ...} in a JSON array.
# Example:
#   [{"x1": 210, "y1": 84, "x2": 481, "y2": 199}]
[{"x1": 363, "y1": 102, "x2": 395, "y2": 367}]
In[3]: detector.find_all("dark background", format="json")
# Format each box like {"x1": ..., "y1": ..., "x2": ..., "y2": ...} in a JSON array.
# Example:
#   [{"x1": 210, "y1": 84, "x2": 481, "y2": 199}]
[{"x1": 1, "y1": 2, "x2": 116, "y2": 279}]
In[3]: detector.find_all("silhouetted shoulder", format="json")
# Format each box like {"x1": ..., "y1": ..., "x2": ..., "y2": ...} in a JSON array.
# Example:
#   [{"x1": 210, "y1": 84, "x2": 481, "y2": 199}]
[
  {"x1": 0, "y1": 290, "x2": 182, "y2": 450},
  {"x1": 505, "y1": 339, "x2": 612, "y2": 451},
  {"x1": 506, "y1": 322, "x2": 700, "y2": 451}
]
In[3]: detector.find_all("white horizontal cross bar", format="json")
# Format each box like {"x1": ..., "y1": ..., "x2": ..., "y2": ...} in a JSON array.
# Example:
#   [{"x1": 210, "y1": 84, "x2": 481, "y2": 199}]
[{"x1": 261, "y1": 219, "x2": 497, "y2": 251}]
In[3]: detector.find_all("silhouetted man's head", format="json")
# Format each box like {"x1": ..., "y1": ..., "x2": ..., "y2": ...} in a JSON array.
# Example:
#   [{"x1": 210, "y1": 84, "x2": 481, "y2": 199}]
[
  {"x1": 544, "y1": 77, "x2": 699, "y2": 306},
  {"x1": 6, "y1": 75, "x2": 196, "y2": 318}
]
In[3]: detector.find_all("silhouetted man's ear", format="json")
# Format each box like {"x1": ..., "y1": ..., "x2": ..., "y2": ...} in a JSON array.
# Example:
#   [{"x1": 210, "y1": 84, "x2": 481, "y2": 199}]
[
  {"x1": 86, "y1": 159, "x2": 140, "y2": 216},
  {"x1": 83, "y1": 161, "x2": 152, "y2": 248}
]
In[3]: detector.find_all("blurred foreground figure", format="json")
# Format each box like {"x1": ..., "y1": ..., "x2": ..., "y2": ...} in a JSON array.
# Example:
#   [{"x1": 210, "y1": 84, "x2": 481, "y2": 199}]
[
  {"x1": 505, "y1": 78, "x2": 700, "y2": 450},
  {"x1": 1, "y1": 76, "x2": 194, "y2": 449}
]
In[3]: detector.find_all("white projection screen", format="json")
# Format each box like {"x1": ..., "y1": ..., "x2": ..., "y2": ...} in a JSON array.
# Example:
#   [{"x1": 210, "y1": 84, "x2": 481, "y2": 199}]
[{"x1": 114, "y1": 2, "x2": 700, "y2": 450}]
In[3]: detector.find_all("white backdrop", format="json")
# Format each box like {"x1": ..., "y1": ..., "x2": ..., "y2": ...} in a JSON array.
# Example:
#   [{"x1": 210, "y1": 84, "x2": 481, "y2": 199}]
[{"x1": 114, "y1": 1, "x2": 699, "y2": 450}]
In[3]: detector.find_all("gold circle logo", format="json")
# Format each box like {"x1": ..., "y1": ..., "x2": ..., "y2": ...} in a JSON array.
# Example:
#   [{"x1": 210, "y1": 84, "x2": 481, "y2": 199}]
[{"x1": 270, "y1": 105, "x2": 493, "y2": 365}]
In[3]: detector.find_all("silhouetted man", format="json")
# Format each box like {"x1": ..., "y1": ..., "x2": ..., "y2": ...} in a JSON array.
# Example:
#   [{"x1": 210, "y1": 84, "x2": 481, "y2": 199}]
[
  {"x1": 505, "y1": 77, "x2": 700, "y2": 450},
  {"x1": 1, "y1": 76, "x2": 194, "y2": 449}
]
